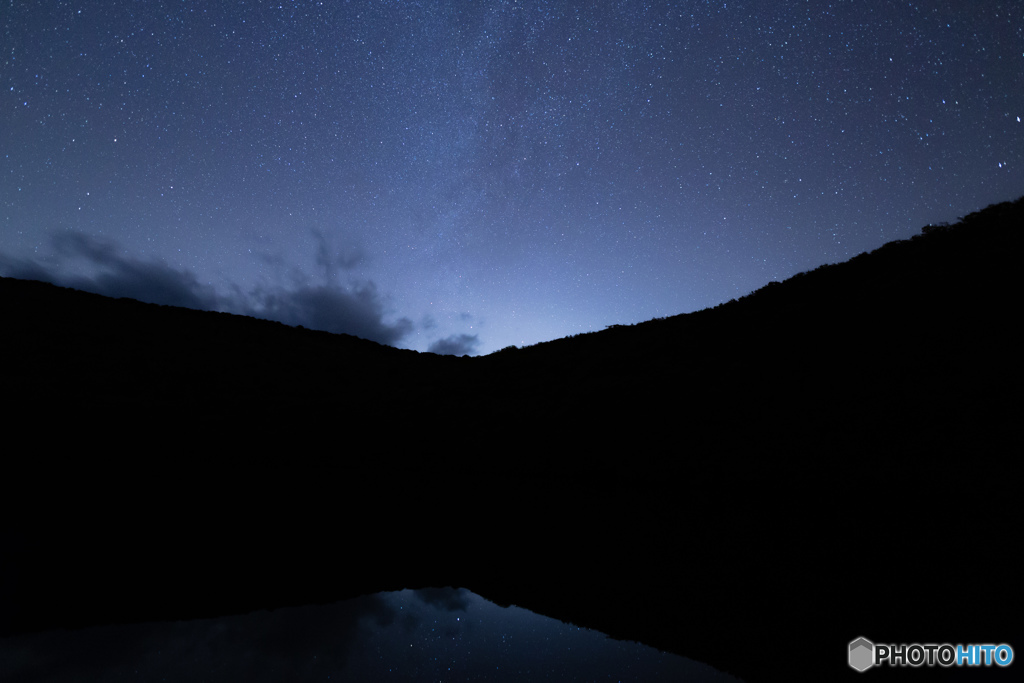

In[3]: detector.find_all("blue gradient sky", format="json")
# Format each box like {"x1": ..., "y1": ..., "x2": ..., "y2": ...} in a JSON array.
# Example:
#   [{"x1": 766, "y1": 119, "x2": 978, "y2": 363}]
[{"x1": 3, "y1": 1, "x2": 1022, "y2": 354}]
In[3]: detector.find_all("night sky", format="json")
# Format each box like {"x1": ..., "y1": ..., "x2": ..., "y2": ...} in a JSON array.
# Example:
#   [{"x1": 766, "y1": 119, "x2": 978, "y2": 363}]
[
  {"x1": 2, "y1": 1, "x2": 1022, "y2": 355},
  {"x1": 0, "y1": 588, "x2": 742, "y2": 682}
]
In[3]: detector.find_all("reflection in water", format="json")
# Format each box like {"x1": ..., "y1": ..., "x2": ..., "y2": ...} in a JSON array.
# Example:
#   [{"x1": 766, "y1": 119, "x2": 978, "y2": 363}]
[{"x1": 0, "y1": 588, "x2": 742, "y2": 682}]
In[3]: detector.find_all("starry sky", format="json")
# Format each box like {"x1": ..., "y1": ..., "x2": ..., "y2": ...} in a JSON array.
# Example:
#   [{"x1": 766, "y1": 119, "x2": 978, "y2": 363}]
[
  {"x1": 0, "y1": 588, "x2": 742, "y2": 682},
  {"x1": 3, "y1": 0, "x2": 1022, "y2": 355}
]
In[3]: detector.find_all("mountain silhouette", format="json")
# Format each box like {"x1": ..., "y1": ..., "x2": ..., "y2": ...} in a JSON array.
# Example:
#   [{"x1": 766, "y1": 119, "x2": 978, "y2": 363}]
[{"x1": 2, "y1": 196, "x2": 1021, "y2": 682}]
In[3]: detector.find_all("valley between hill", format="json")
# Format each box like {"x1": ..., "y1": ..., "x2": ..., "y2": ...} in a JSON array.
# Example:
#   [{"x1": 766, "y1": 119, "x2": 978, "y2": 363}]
[{"x1": 3, "y1": 197, "x2": 1021, "y2": 681}]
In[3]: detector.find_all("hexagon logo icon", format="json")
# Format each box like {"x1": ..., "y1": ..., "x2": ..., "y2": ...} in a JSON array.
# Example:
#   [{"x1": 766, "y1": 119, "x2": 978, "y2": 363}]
[{"x1": 849, "y1": 637, "x2": 875, "y2": 672}]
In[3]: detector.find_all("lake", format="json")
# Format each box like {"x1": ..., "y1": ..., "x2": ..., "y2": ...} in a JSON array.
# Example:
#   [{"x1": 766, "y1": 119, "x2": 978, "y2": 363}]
[{"x1": 0, "y1": 587, "x2": 742, "y2": 682}]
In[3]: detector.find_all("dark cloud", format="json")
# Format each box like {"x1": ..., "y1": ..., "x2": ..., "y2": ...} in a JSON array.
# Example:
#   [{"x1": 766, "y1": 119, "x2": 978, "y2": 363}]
[
  {"x1": 245, "y1": 283, "x2": 413, "y2": 346},
  {"x1": 54, "y1": 232, "x2": 222, "y2": 310},
  {"x1": 0, "y1": 253, "x2": 54, "y2": 284},
  {"x1": 256, "y1": 251, "x2": 287, "y2": 268},
  {"x1": 2, "y1": 232, "x2": 220, "y2": 310},
  {"x1": 0, "y1": 232, "x2": 413, "y2": 347},
  {"x1": 428, "y1": 333, "x2": 480, "y2": 356},
  {"x1": 312, "y1": 229, "x2": 364, "y2": 284}
]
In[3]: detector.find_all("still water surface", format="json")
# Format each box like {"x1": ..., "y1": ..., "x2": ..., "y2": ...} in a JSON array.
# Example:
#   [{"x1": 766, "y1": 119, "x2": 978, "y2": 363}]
[{"x1": 0, "y1": 588, "x2": 742, "y2": 682}]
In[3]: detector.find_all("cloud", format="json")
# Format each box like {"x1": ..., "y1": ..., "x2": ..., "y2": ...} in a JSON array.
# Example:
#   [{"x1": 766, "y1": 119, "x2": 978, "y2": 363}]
[
  {"x1": 50, "y1": 232, "x2": 222, "y2": 310},
  {"x1": 0, "y1": 232, "x2": 220, "y2": 310},
  {"x1": 427, "y1": 333, "x2": 480, "y2": 356},
  {"x1": 0, "y1": 253, "x2": 56, "y2": 284},
  {"x1": 244, "y1": 283, "x2": 414, "y2": 346},
  {"x1": 0, "y1": 231, "x2": 413, "y2": 347},
  {"x1": 312, "y1": 229, "x2": 364, "y2": 284}
]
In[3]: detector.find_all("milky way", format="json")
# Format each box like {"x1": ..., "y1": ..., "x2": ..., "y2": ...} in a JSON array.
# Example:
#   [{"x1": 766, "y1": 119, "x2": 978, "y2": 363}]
[{"x1": 3, "y1": 1, "x2": 1022, "y2": 354}]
